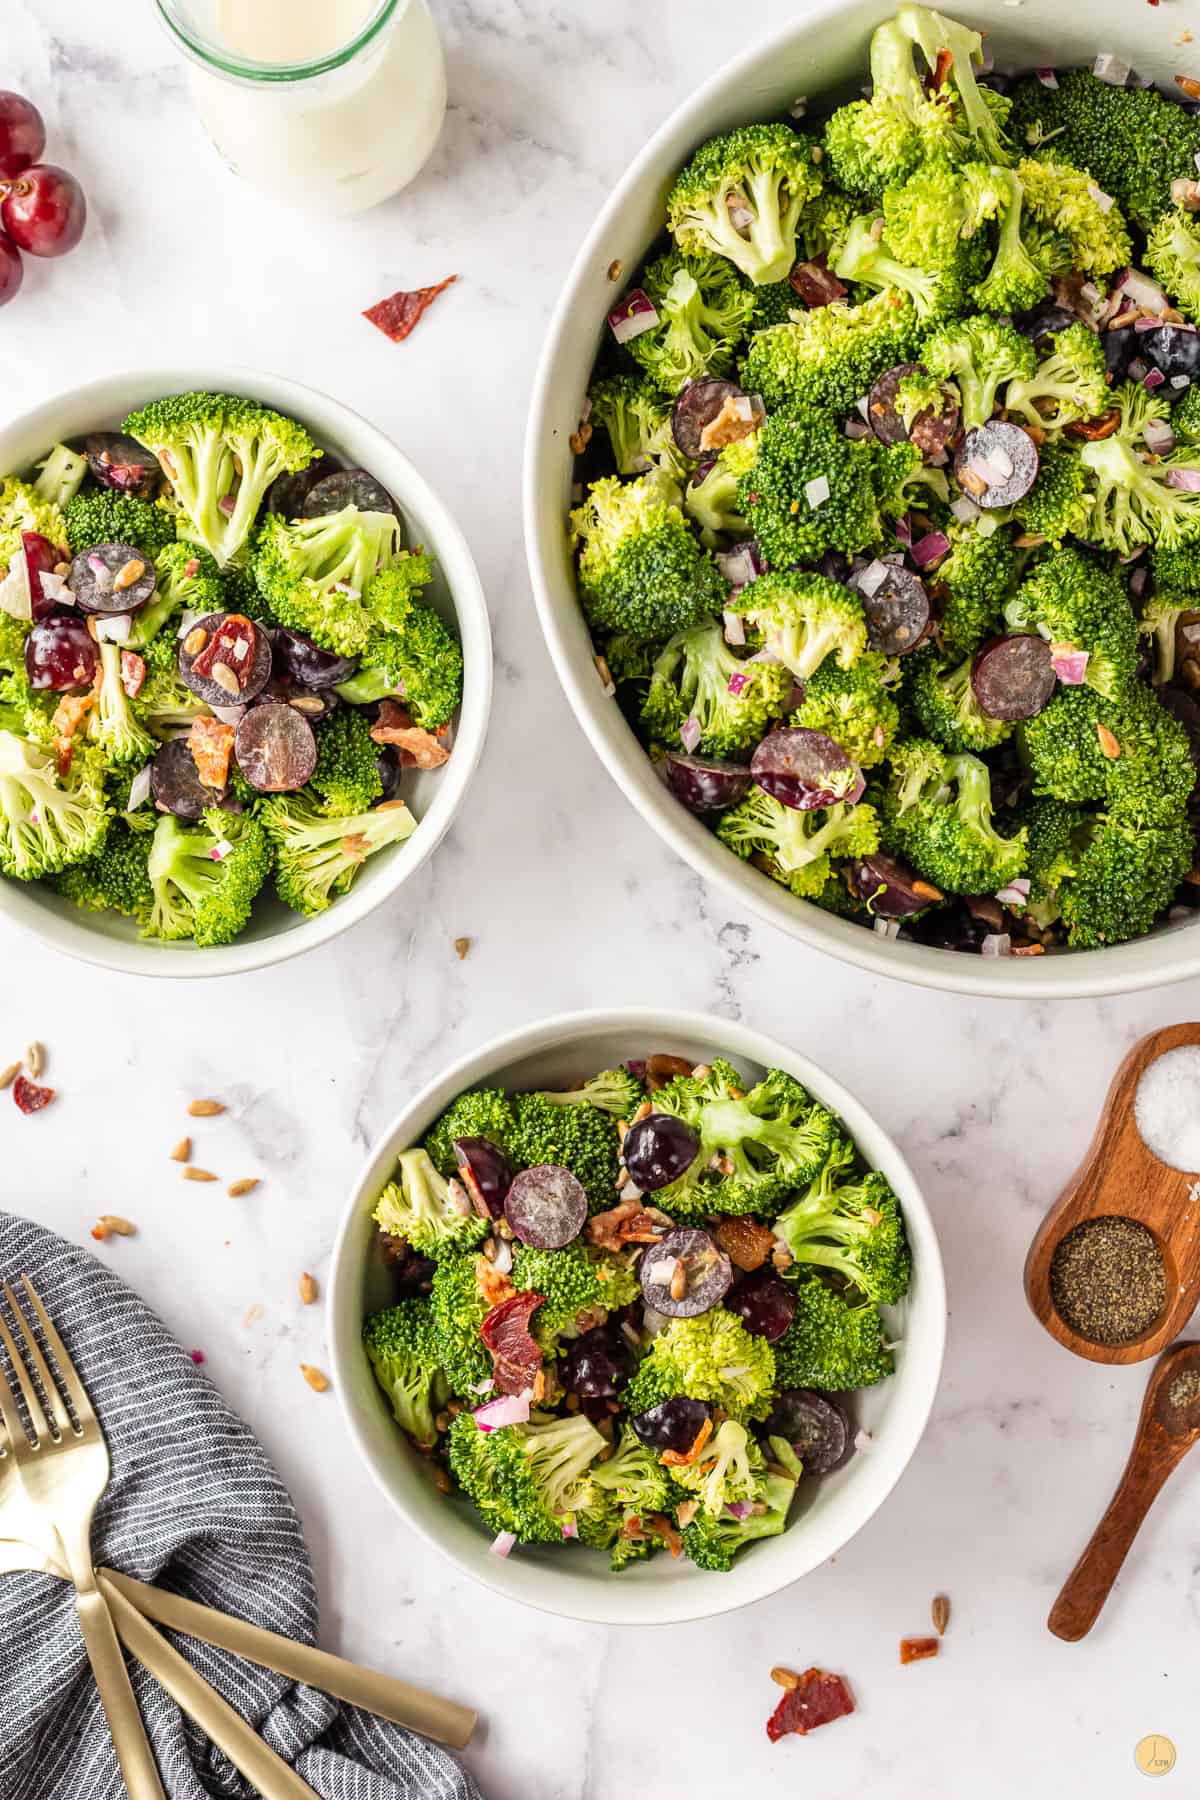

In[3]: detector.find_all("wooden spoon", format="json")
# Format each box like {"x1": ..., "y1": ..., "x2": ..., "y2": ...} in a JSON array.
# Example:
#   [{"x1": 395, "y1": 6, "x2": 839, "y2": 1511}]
[{"x1": 1049, "y1": 1342, "x2": 1200, "y2": 1640}]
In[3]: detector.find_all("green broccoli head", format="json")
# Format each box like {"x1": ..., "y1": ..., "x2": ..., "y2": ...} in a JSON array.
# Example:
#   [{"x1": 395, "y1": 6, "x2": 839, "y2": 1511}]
[
  {"x1": 1021, "y1": 684, "x2": 1113, "y2": 805},
  {"x1": 373, "y1": 1148, "x2": 490, "y2": 1257},
  {"x1": 126, "y1": 542, "x2": 224, "y2": 650},
  {"x1": 921, "y1": 314, "x2": 1037, "y2": 431},
  {"x1": 424, "y1": 1087, "x2": 517, "y2": 1178},
  {"x1": 1055, "y1": 813, "x2": 1195, "y2": 948},
  {"x1": 718, "y1": 787, "x2": 881, "y2": 901},
  {"x1": 654, "y1": 1063, "x2": 841, "y2": 1216},
  {"x1": 683, "y1": 449, "x2": 751, "y2": 549},
  {"x1": 531, "y1": 1066, "x2": 646, "y2": 1118},
  {"x1": 773, "y1": 1275, "x2": 894, "y2": 1390},
  {"x1": 430, "y1": 1253, "x2": 492, "y2": 1396},
  {"x1": 88, "y1": 640, "x2": 157, "y2": 769},
  {"x1": 1151, "y1": 538, "x2": 1200, "y2": 598},
  {"x1": 962, "y1": 166, "x2": 1048, "y2": 316},
  {"x1": 123, "y1": 391, "x2": 319, "y2": 569},
  {"x1": 511, "y1": 1240, "x2": 640, "y2": 1354},
  {"x1": 667, "y1": 123, "x2": 824, "y2": 286},
  {"x1": 0, "y1": 728, "x2": 109, "y2": 879},
  {"x1": 253, "y1": 506, "x2": 404, "y2": 656},
  {"x1": 896, "y1": 6, "x2": 1012, "y2": 167},
  {"x1": 624, "y1": 1311, "x2": 776, "y2": 1422},
  {"x1": 1007, "y1": 546, "x2": 1138, "y2": 700},
  {"x1": 1174, "y1": 385, "x2": 1200, "y2": 448},
  {"x1": 682, "y1": 1460, "x2": 798, "y2": 1570},
  {"x1": 1021, "y1": 793, "x2": 1093, "y2": 928},
  {"x1": 740, "y1": 289, "x2": 920, "y2": 417},
  {"x1": 667, "y1": 1418, "x2": 766, "y2": 1518},
  {"x1": 260, "y1": 791, "x2": 416, "y2": 917},
  {"x1": 1078, "y1": 383, "x2": 1200, "y2": 556},
  {"x1": 907, "y1": 644, "x2": 1012, "y2": 755},
  {"x1": 880, "y1": 739, "x2": 1027, "y2": 894},
  {"x1": 833, "y1": 212, "x2": 974, "y2": 324},
  {"x1": 587, "y1": 373, "x2": 681, "y2": 478},
  {"x1": 1015, "y1": 439, "x2": 1094, "y2": 546},
  {"x1": 882, "y1": 163, "x2": 973, "y2": 269},
  {"x1": 309, "y1": 707, "x2": 383, "y2": 815},
  {"x1": 570, "y1": 472, "x2": 725, "y2": 641},
  {"x1": 61, "y1": 489, "x2": 175, "y2": 562},
  {"x1": 737, "y1": 414, "x2": 914, "y2": 568},
  {"x1": 334, "y1": 610, "x2": 463, "y2": 731},
  {"x1": 735, "y1": 569, "x2": 868, "y2": 684},
  {"x1": 932, "y1": 517, "x2": 1017, "y2": 658},
  {"x1": 508, "y1": 1092, "x2": 621, "y2": 1215},
  {"x1": 774, "y1": 1149, "x2": 911, "y2": 1305},
  {"x1": 640, "y1": 620, "x2": 791, "y2": 760},
  {"x1": 1016, "y1": 157, "x2": 1132, "y2": 279},
  {"x1": 363, "y1": 1298, "x2": 449, "y2": 1449},
  {"x1": 136, "y1": 629, "x2": 209, "y2": 733},
  {"x1": 447, "y1": 1411, "x2": 607, "y2": 1543},
  {"x1": 792, "y1": 655, "x2": 900, "y2": 768},
  {"x1": 626, "y1": 250, "x2": 758, "y2": 395},
  {"x1": 52, "y1": 816, "x2": 153, "y2": 916},
  {"x1": 141, "y1": 807, "x2": 271, "y2": 945},
  {"x1": 1002, "y1": 322, "x2": 1111, "y2": 432}
]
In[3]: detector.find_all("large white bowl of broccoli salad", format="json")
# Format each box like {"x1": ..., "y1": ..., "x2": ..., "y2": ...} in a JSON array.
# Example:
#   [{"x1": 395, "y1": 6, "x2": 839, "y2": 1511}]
[
  {"x1": 328, "y1": 1010, "x2": 945, "y2": 1626},
  {"x1": 0, "y1": 368, "x2": 491, "y2": 977},
  {"x1": 525, "y1": 0, "x2": 1200, "y2": 997}
]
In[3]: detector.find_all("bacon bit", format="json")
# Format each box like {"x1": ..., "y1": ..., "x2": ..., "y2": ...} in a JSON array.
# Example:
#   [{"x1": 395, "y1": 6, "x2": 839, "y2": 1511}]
[
  {"x1": 620, "y1": 1513, "x2": 644, "y2": 1540},
  {"x1": 476, "y1": 1256, "x2": 516, "y2": 1311},
  {"x1": 644, "y1": 1053, "x2": 694, "y2": 1091},
  {"x1": 1065, "y1": 407, "x2": 1121, "y2": 441},
  {"x1": 660, "y1": 1416, "x2": 714, "y2": 1468},
  {"x1": 766, "y1": 1669, "x2": 856, "y2": 1741},
  {"x1": 50, "y1": 692, "x2": 94, "y2": 748},
  {"x1": 119, "y1": 650, "x2": 146, "y2": 699},
  {"x1": 586, "y1": 1199, "x2": 664, "y2": 1252},
  {"x1": 188, "y1": 715, "x2": 236, "y2": 789},
  {"x1": 911, "y1": 879, "x2": 943, "y2": 901},
  {"x1": 363, "y1": 275, "x2": 458, "y2": 343},
  {"x1": 183, "y1": 558, "x2": 199, "y2": 579},
  {"x1": 189, "y1": 1349, "x2": 206, "y2": 1365},
  {"x1": 900, "y1": 1637, "x2": 940, "y2": 1664},
  {"x1": 648, "y1": 1513, "x2": 683, "y2": 1558},
  {"x1": 713, "y1": 1215, "x2": 776, "y2": 1272},
  {"x1": 676, "y1": 1498, "x2": 700, "y2": 1528},
  {"x1": 1011, "y1": 941, "x2": 1046, "y2": 957},
  {"x1": 369, "y1": 699, "x2": 451, "y2": 767},
  {"x1": 12, "y1": 1074, "x2": 54, "y2": 1114},
  {"x1": 480, "y1": 1290, "x2": 544, "y2": 1396}
]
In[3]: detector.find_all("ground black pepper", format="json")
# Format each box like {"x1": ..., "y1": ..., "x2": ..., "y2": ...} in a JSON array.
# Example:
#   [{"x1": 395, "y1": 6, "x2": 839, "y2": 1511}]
[{"x1": 1049, "y1": 1216, "x2": 1167, "y2": 1345}]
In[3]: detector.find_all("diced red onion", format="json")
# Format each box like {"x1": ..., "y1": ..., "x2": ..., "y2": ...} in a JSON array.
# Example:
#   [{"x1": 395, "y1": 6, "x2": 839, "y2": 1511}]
[
  {"x1": 1135, "y1": 314, "x2": 1163, "y2": 334},
  {"x1": 209, "y1": 838, "x2": 234, "y2": 863},
  {"x1": 608, "y1": 289, "x2": 659, "y2": 345},
  {"x1": 489, "y1": 1530, "x2": 517, "y2": 1558},
  {"x1": 1130, "y1": 564, "x2": 1150, "y2": 599},
  {"x1": 469, "y1": 1377, "x2": 495, "y2": 1396},
  {"x1": 717, "y1": 545, "x2": 760, "y2": 588},
  {"x1": 950, "y1": 494, "x2": 981, "y2": 525},
  {"x1": 786, "y1": 681, "x2": 805, "y2": 711},
  {"x1": 642, "y1": 1303, "x2": 670, "y2": 1336},
  {"x1": 843, "y1": 419, "x2": 871, "y2": 439},
  {"x1": 789, "y1": 95, "x2": 807, "y2": 118},
  {"x1": 970, "y1": 447, "x2": 1013, "y2": 485},
  {"x1": 1093, "y1": 52, "x2": 1130, "y2": 85},
  {"x1": 176, "y1": 609, "x2": 202, "y2": 639},
  {"x1": 126, "y1": 765, "x2": 152, "y2": 811},
  {"x1": 680, "y1": 715, "x2": 701, "y2": 753},
  {"x1": 210, "y1": 703, "x2": 247, "y2": 727},
  {"x1": 727, "y1": 671, "x2": 750, "y2": 697},
  {"x1": 332, "y1": 581, "x2": 361, "y2": 599},
  {"x1": 726, "y1": 191, "x2": 755, "y2": 233},
  {"x1": 492, "y1": 1236, "x2": 513, "y2": 1275},
  {"x1": 911, "y1": 531, "x2": 950, "y2": 568},
  {"x1": 854, "y1": 395, "x2": 871, "y2": 421},
  {"x1": 893, "y1": 513, "x2": 913, "y2": 547},
  {"x1": 96, "y1": 614, "x2": 133, "y2": 643},
  {"x1": 981, "y1": 933, "x2": 1012, "y2": 956},
  {"x1": 854, "y1": 1428, "x2": 874, "y2": 1453},
  {"x1": 1127, "y1": 357, "x2": 1149, "y2": 383},
  {"x1": 618, "y1": 1179, "x2": 644, "y2": 1204},
  {"x1": 1052, "y1": 646, "x2": 1090, "y2": 685},
  {"x1": 805, "y1": 474, "x2": 830, "y2": 509},
  {"x1": 882, "y1": 551, "x2": 906, "y2": 567},
  {"x1": 724, "y1": 1501, "x2": 753, "y2": 1520},
  {"x1": 475, "y1": 1390, "x2": 532, "y2": 1432},
  {"x1": 845, "y1": 768, "x2": 867, "y2": 806},
  {"x1": 719, "y1": 1364, "x2": 750, "y2": 1380},
  {"x1": 722, "y1": 608, "x2": 746, "y2": 645},
  {"x1": 561, "y1": 1516, "x2": 579, "y2": 1540},
  {"x1": 995, "y1": 878, "x2": 1031, "y2": 907},
  {"x1": 748, "y1": 646, "x2": 783, "y2": 666},
  {"x1": 1171, "y1": 375, "x2": 1193, "y2": 391},
  {"x1": 1143, "y1": 418, "x2": 1176, "y2": 454},
  {"x1": 873, "y1": 917, "x2": 901, "y2": 940},
  {"x1": 1080, "y1": 280, "x2": 1102, "y2": 309},
  {"x1": 1036, "y1": 67, "x2": 1058, "y2": 87},
  {"x1": 732, "y1": 393, "x2": 766, "y2": 425},
  {"x1": 1086, "y1": 182, "x2": 1114, "y2": 213},
  {"x1": 1166, "y1": 467, "x2": 1200, "y2": 493},
  {"x1": 39, "y1": 569, "x2": 72, "y2": 604},
  {"x1": 87, "y1": 554, "x2": 109, "y2": 578}
]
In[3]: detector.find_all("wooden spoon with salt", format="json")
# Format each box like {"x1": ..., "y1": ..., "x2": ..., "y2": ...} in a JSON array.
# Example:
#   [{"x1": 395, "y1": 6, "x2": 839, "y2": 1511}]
[{"x1": 1049, "y1": 1341, "x2": 1200, "y2": 1641}]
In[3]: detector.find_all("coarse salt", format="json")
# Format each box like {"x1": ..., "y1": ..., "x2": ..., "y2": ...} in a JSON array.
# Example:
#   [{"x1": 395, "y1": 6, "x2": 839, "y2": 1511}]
[{"x1": 1134, "y1": 1045, "x2": 1200, "y2": 1172}]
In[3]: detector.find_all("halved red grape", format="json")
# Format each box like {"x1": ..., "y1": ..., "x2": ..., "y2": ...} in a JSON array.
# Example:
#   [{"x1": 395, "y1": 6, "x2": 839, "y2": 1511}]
[
  {"x1": 453, "y1": 1136, "x2": 514, "y2": 1218},
  {"x1": 726, "y1": 1270, "x2": 796, "y2": 1342},
  {"x1": 631, "y1": 1395, "x2": 713, "y2": 1453},
  {"x1": 379, "y1": 1232, "x2": 437, "y2": 1298},
  {"x1": 180, "y1": 612, "x2": 273, "y2": 707},
  {"x1": 69, "y1": 543, "x2": 155, "y2": 615},
  {"x1": 671, "y1": 378, "x2": 743, "y2": 459},
  {"x1": 22, "y1": 532, "x2": 66, "y2": 620},
  {"x1": 234, "y1": 702, "x2": 317, "y2": 793},
  {"x1": 0, "y1": 93, "x2": 45, "y2": 178},
  {"x1": 150, "y1": 738, "x2": 226, "y2": 821},
  {"x1": 750, "y1": 728, "x2": 862, "y2": 811},
  {"x1": 0, "y1": 164, "x2": 85, "y2": 257},
  {"x1": 955, "y1": 421, "x2": 1039, "y2": 508},
  {"x1": 868, "y1": 363, "x2": 959, "y2": 458},
  {"x1": 24, "y1": 614, "x2": 97, "y2": 693},
  {"x1": 504, "y1": 1164, "x2": 587, "y2": 1249},
  {"x1": 266, "y1": 464, "x2": 325, "y2": 518},
  {"x1": 849, "y1": 851, "x2": 936, "y2": 917},
  {"x1": 561, "y1": 1324, "x2": 635, "y2": 1398},
  {"x1": 664, "y1": 751, "x2": 752, "y2": 814},
  {"x1": 640, "y1": 1228, "x2": 732, "y2": 1318},
  {"x1": 84, "y1": 433, "x2": 162, "y2": 499},
  {"x1": 858, "y1": 564, "x2": 931, "y2": 657},
  {"x1": 376, "y1": 745, "x2": 403, "y2": 801},
  {"x1": 623, "y1": 1112, "x2": 700, "y2": 1191},
  {"x1": 765, "y1": 1388, "x2": 850, "y2": 1475},
  {"x1": 971, "y1": 634, "x2": 1056, "y2": 722},
  {"x1": 273, "y1": 626, "x2": 359, "y2": 691},
  {"x1": 302, "y1": 468, "x2": 395, "y2": 519},
  {"x1": 0, "y1": 229, "x2": 22, "y2": 306}
]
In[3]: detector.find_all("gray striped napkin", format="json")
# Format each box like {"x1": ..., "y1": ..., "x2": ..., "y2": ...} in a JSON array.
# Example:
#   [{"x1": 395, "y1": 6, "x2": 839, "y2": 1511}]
[{"x1": 0, "y1": 1212, "x2": 482, "y2": 1800}]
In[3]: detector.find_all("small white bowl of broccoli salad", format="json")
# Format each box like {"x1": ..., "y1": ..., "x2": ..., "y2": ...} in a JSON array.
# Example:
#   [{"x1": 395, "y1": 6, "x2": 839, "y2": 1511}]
[
  {"x1": 330, "y1": 1011, "x2": 944, "y2": 1625},
  {"x1": 528, "y1": 2, "x2": 1200, "y2": 993},
  {"x1": 0, "y1": 369, "x2": 491, "y2": 975}
]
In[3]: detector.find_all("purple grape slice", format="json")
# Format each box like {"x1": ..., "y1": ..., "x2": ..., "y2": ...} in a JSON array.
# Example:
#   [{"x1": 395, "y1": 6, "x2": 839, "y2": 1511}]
[
  {"x1": 849, "y1": 852, "x2": 936, "y2": 917},
  {"x1": 750, "y1": 728, "x2": 863, "y2": 812},
  {"x1": 639, "y1": 1228, "x2": 732, "y2": 1318},
  {"x1": 623, "y1": 1113, "x2": 700, "y2": 1191},
  {"x1": 631, "y1": 1395, "x2": 714, "y2": 1454},
  {"x1": 233, "y1": 702, "x2": 317, "y2": 793},
  {"x1": 504, "y1": 1164, "x2": 587, "y2": 1249},
  {"x1": 561, "y1": 1324, "x2": 635, "y2": 1398},
  {"x1": 858, "y1": 564, "x2": 931, "y2": 657},
  {"x1": 266, "y1": 464, "x2": 325, "y2": 518},
  {"x1": 955, "y1": 421, "x2": 1039, "y2": 509},
  {"x1": 69, "y1": 543, "x2": 156, "y2": 615},
  {"x1": 664, "y1": 751, "x2": 752, "y2": 814},
  {"x1": 84, "y1": 432, "x2": 162, "y2": 499},
  {"x1": 765, "y1": 1388, "x2": 850, "y2": 1475},
  {"x1": 726, "y1": 1270, "x2": 797, "y2": 1342},
  {"x1": 179, "y1": 612, "x2": 274, "y2": 708},
  {"x1": 671, "y1": 378, "x2": 744, "y2": 459},
  {"x1": 150, "y1": 737, "x2": 227, "y2": 821},
  {"x1": 867, "y1": 363, "x2": 959, "y2": 458},
  {"x1": 971, "y1": 633, "x2": 1056, "y2": 722},
  {"x1": 273, "y1": 626, "x2": 359, "y2": 691},
  {"x1": 453, "y1": 1136, "x2": 514, "y2": 1219},
  {"x1": 302, "y1": 467, "x2": 396, "y2": 519}
]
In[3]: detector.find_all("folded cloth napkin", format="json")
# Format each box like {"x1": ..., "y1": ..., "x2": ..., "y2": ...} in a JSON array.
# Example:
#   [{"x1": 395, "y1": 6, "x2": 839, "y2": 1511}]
[{"x1": 0, "y1": 1213, "x2": 482, "y2": 1800}]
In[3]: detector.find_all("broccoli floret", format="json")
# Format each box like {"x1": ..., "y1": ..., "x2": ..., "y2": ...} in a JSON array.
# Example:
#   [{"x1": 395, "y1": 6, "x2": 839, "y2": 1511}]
[
  {"x1": 1022, "y1": 793, "x2": 1093, "y2": 928},
  {"x1": 0, "y1": 478, "x2": 68, "y2": 578},
  {"x1": 334, "y1": 610, "x2": 463, "y2": 731},
  {"x1": 374, "y1": 1148, "x2": 490, "y2": 1258},
  {"x1": 1016, "y1": 157, "x2": 1132, "y2": 279},
  {"x1": 773, "y1": 1275, "x2": 894, "y2": 1390},
  {"x1": 739, "y1": 413, "x2": 905, "y2": 567},
  {"x1": 793, "y1": 655, "x2": 900, "y2": 768},
  {"x1": 626, "y1": 250, "x2": 758, "y2": 395},
  {"x1": 430, "y1": 1253, "x2": 492, "y2": 1396},
  {"x1": 740, "y1": 289, "x2": 919, "y2": 417},
  {"x1": 52, "y1": 817, "x2": 152, "y2": 916},
  {"x1": 1151, "y1": 539, "x2": 1200, "y2": 598},
  {"x1": 833, "y1": 212, "x2": 970, "y2": 323},
  {"x1": 1174, "y1": 386, "x2": 1200, "y2": 448},
  {"x1": 260, "y1": 791, "x2": 417, "y2": 917},
  {"x1": 1101, "y1": 684, "x2": 1196, "y2": 830},
  {"x1": 667, "y1": 123, "x2": 824, "y2": 286},
  {"x1": 907, "y1": 644, "x2": 1012, "y2": 754},
  {"x1": 1015, "y1": 439, "x2": 1093, "y2": 546},
  {"x1": 1021, "y1": 685, "x2": 1112, "y2": 804},
  {"x1": 882, "y1": 163, "x2": 972, "y2": 270},
  {"x1": 1080, "y1": 384, "x2": 1200, "y2": 555},
  {"x1": 1055, "y1": 813, "x2": 1195, "y2": 948},
  {"x1": 363, "y1": 1298, "x2": 449, "y2": 1450},
  {"x1": 531, "y1": 1066, "x2": 646, "y2": 1118},
  {"x1": 1139, "y1": 592, "x2": 1192, "y2": 687},
  {"x1": 508, "y1": 1092, "x2": 621, "y2": 1215},
  {"x1": 578, "y1": 1426, "x2": 675, "y2": 1566},
  {"x1": 624, "y1": 1312, "x2": 776, "y2": 1422},
  {"x1": 87, "y1": 640, "x2": 156, "y2": 768},
  {"x1": 922, "y1": 314, "x2": 1037, "y2": 430},
  {"x1": 1006, "y1": 546, "x2": 1137, "y2": 700},
  {"x1": 512, "y1": 1240, "x2": 640, "y2": 1354},
  {"x1": 123, "y1": 391, "x2": 318, "y2": 568},
  {"x1": 718, "y1": 788, "x2": 881, "y2": 900},
  {"x1": 773, "y1": 1148, "x2": 912, "y2": 1304},
  {"x1": 1002, "y1": 323, "x2": 1110, "y2": 432},
  {"x1": 137, "y1": 629, "x2": 209, "y2": 734},
  {"x1": 61, "y1": 490, "x2": 175, "y2": 561},
  {"x1": 897, "y1": 5, "x2": 1012, "y2": 167},
  {"x1": 309, "y1": 708, "x2": 383, "y2": 815},
  {"x1": 0, "y1": 727, "x2": 108, "y2": 879},
  {"x1": 34, "y1": 444, "x2": 89, "y2": 511},
  {"x1": 447, "y1": 1411, "x2": 607, "y2": 1543},
  {"x1": 253, "y1": 506, "x2": 404, "y2": 656},
  {"x1": 360, "y1": 554, "x2": 434, "y2": 632},
  {"x1": 682, "y1": 1461, "x2": 798, "y2": 1571},
  {"x1": 653, "y1": 1063, "x2": 840, "y2": 1216},
  {"x1": 683, "y1": 445, "x2": 752, "y2": 548},
  {"x1": 880, "y1": 739, "x2": 1027, "y2": 893},
  {"x1": 822, "y1": 16, "x2": 986, "y2": 198},
  {"x1": 588, "y1": 373, "x2": 681, "y2": 478},
  {"x1": 640, "y1": 620, "x2": 791, "y2": 759},
  {"x1": 735, "y1": 569, "x2": 868, "y2": 684},
  {"x1": 961, "y1": 166, "x2": 1048, "y2": 315},
  {"x1": 570, "y1": 472, "x2": 724, "y2": 642},
  {"x1": 127, "y1": 542, "x2": 224, "y2": 650},
  {"x1": 424, "y1": 1088, "x2": 517, "y2": 1178},
  {"x1": 933, "y1": 518, "x2": 1017, "y2": 657},
  {"x1": 141, "y1": 807, "x2": 270, "y2": 945},
  {"x1": 667, "y1": 1419, "x2": 765, "y2": 1519},
  {"x1": 894, "y1": 368, "x2": 957, "y2": 436}
]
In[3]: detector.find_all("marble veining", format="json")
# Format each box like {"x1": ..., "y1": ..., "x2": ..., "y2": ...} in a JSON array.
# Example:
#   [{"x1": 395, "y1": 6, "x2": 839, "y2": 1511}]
[{"x1": 1, "y1": 2, "x2": 1198, "y2": 1793}]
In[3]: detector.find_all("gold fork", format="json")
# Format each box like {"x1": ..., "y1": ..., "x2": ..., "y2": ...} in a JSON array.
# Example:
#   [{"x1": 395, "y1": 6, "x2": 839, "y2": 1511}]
[{"x1": 0, "y1": 1277, "x2": 166, "y2": 1800}]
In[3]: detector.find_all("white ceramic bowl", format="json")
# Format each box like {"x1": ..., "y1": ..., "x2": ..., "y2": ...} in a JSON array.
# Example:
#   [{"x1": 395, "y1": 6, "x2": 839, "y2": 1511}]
[
  {"x1": 524, "y1": 0, "x2": 1200, "y2": 999},
  {"x1": 328, "y1": 1008, "x2": 945, "y2": 1626},
  {"x1": 0, "y1": 368, "x2": 492, "y2": 978}
]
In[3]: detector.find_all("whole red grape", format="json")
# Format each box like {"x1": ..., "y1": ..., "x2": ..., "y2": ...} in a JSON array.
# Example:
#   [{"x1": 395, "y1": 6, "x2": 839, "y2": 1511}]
[
  {"x1": 1, "y1": 164, "x2": 85, "y2": 258},
  {"x1": 0, "y1": 231, "x2": 22, "y2": 307},
  {"x1": 0, "y1": 92, "x2": 45, "y2": 178}
]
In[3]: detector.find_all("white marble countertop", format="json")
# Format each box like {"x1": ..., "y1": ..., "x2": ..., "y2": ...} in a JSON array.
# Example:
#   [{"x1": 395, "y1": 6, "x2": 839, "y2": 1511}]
[{"x1": 2, "y1": 1, "x2": 1199, "y2": 1794}]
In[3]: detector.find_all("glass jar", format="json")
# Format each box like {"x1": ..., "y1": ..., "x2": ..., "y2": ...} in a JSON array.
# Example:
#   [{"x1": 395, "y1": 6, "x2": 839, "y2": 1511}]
[{"x1": 156, "y1": 0, "x2": 446, "y2": 216}]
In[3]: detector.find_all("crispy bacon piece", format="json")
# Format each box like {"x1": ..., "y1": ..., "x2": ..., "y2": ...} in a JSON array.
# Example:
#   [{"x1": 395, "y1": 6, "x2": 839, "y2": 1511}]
[
  {"x1": 120, "y1": 650, "x2": 146, "y2": 698},
  {"x1": 191, "y1": 614, "x2": 256, "y2": 687},
  {"x1": 479, "y1": 1290, "x2": 544, "y2": 1395},
  {"x1": 644, "y1": 1053, "x2": 694, "y2": 1092},
  {"x1": 363, "y1": 275, "x2": 458, "y2": 343},
  {"x1": 1064, "y1": 407, "x2": 1122, "y2": 442},
  {"x1": 187, "y1": 715, "x2": 236, "y2": 789},
  {"x1": 900, "y1": 1637, "x2": 940, "y2": 1665},
  {"x1": 660, "y1": 1416, "x2": 714, "y2": 1468},
  {"x1": 50, "y1": 691, "x2": 96, "y2": 774},
  {"x1": 647, "y1": 1513, "x2": 683, "y2": 1558},
  {"x1": 586, "y1": 1199, "x2": 664, "y2": 1253},
  {"x1": 766, "y1": 1669, "x2": 856, "y2": 1742},
  {"x1": 713, "y1": 1215, "x2": 776, "y2": 1272},
  {"x1": 13, "y1": 1075, "x2": 55, "y2": 1115},
  {"x1": 369, "y1": 699, "x2": 451, "y2": 768}
]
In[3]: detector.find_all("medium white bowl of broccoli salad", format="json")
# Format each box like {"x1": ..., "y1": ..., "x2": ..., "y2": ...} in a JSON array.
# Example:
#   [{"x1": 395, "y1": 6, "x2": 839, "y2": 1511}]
[
  {"x1": 525, "y1": 0, "x2": 1200, "y2": 997},
  {"x1": 0, "y1": 369, "x2": 491, "y2": 976},
  {"x1": 329, "y1": 1011, "x2": 944, "y2": 1625}
]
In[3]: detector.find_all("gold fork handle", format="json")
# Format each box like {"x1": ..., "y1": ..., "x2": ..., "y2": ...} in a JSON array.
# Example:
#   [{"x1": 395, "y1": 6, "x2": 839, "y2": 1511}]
[
  {"x1": 74, "y1": 1587, "x2": 166, "y2": 1800},
  {"x1": 99, "y1": 1578, "x2": 320, "y2": 1800}
]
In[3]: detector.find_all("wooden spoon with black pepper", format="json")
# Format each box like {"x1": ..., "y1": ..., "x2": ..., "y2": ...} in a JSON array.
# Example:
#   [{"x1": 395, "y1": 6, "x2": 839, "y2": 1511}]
[{"x1": 1049, "y1": 1342, "x2": 1200, "y2": 1641}]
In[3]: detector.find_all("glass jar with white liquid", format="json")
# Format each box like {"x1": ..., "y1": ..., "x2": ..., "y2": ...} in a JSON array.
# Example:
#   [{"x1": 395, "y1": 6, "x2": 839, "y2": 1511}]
[{"x1": 156, "y1": 0, "x2": 446, "y2": 215}]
